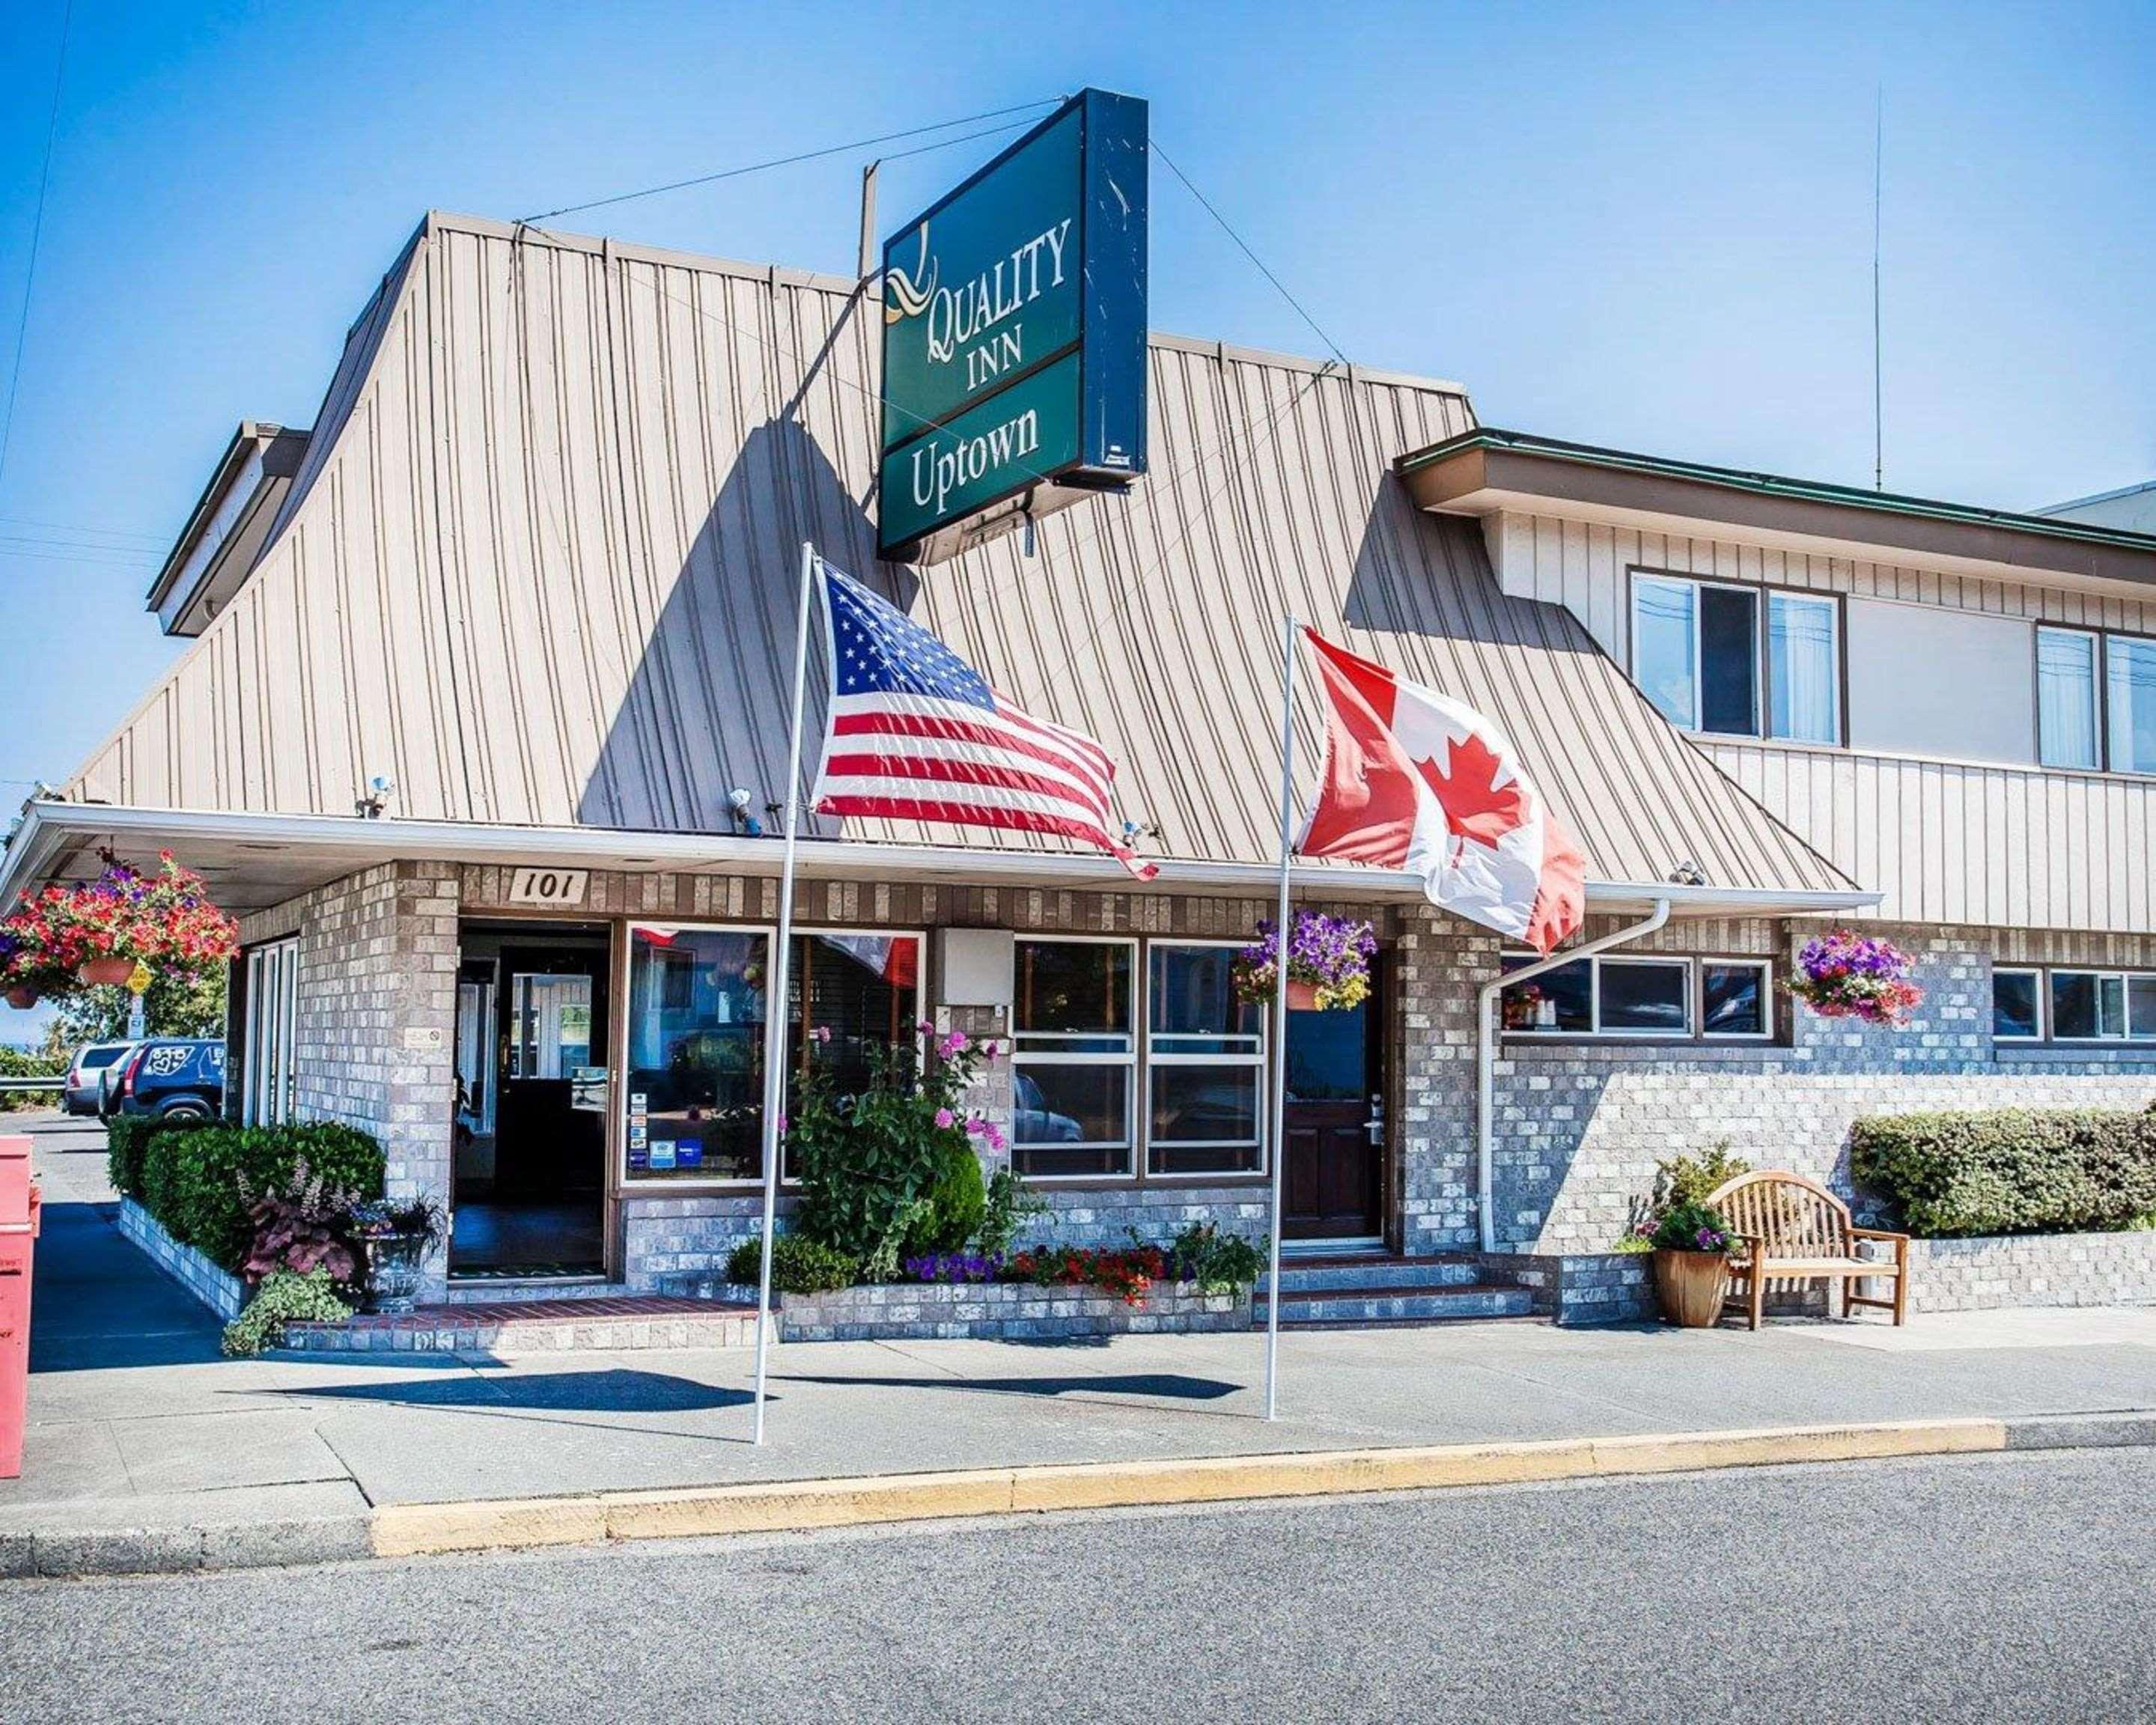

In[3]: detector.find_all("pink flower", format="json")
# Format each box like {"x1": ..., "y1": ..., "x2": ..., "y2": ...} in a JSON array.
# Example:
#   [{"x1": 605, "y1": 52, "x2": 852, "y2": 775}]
[
  {"x1": 916, "y1": 1019, "x2": 935, "y2": 1038},
  {"x1": 813, "y1": 1025, "x2": 832, "y2": 1044},
  {"x1": 934, "y1": 1107, "x2": 955, "y2": 1130},
  {"x1": 981, "y1": 1039, "x2": 1001, "y2": 1060},
  {"x1": 776, "y1": 1113, "x2": 790, "y2": 1134}
]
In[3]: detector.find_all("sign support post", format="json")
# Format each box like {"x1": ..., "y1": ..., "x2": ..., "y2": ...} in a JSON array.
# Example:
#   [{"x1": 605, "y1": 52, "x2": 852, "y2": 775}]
[
  {"x1": 1263, "y1": 612, "x2": 1299, "y2": 1422},
  {"x1": 751, "y1": 538, "x2": 819, "y2": 1446}
]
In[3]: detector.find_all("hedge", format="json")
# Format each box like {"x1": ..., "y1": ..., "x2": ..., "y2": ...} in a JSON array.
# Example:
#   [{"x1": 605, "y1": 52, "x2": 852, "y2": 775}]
[
  {"x1": 1851, "y1": 1106, "x2": 2156, "y2": 1238},
  {"x1": 109, "y1": 1116, "x2": 386, "y2": 1274}
]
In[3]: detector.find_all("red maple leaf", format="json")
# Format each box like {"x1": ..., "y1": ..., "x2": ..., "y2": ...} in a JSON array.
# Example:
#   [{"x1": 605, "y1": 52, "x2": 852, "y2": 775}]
[{"x1": 1414, "y1": 732, "x2": 1529, "y2": 849}]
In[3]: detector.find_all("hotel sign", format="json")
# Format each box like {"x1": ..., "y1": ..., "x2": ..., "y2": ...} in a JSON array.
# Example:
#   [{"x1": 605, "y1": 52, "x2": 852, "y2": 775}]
[{"x1": 877, "y1": 88, "x2": 1148, "y2": 563}]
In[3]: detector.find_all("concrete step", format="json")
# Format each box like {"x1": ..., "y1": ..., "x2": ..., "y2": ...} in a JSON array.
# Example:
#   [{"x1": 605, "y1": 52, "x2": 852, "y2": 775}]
[
  {"x1": 279, "y1": 1295, "x2": 759, "y2": 1355},
  {"x1": 1262, "y1": 1255, "x2": 1487, "y2": 1294},
  {"x1": 1252, "y1": 1283, "x2": 1538, "y2": 1325}
]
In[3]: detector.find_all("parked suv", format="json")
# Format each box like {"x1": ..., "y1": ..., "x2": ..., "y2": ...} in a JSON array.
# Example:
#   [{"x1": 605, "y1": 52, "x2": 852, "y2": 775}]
[
  {"x1": 112, "y1": 1038, "x2": 227, "y2": 1121},
  {"x1": 63, "y1": 1042, "x2": 134, "y2": 1116}
]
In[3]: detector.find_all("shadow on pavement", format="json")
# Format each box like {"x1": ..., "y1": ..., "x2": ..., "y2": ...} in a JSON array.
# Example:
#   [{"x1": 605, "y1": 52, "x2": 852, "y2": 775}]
[
  {"x1": 28, "y1": 1199, "x2": 226, "y2": 1372},
  {"x1": 271, "y1": 1368, "x2": 752, "y2": 1414},
  {"x1": 777, "y1": 1372, "x2": 1243, "y2": 1402}
]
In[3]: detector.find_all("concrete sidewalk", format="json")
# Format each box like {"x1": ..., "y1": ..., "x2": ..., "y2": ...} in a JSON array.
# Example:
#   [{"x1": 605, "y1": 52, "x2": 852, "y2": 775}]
[{"x1": 7, "y1": 1113, "x2": 2156, "y2": 1575}]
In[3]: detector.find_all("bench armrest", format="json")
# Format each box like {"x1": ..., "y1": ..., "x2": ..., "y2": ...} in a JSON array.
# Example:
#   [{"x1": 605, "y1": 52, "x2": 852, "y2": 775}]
[{"x1": 1850, "y1": 1227, "x2": 1910, "y2": 1245}]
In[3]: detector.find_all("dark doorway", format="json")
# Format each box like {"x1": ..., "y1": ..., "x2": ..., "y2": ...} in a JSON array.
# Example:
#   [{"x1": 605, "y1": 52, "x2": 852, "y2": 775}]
[
  {"x1": 1282, "y1": 961, "x2": 1386, "y2": 1242},
  {"x1": 451, "y1": 922, "x2": 611, "y2": 1279}
]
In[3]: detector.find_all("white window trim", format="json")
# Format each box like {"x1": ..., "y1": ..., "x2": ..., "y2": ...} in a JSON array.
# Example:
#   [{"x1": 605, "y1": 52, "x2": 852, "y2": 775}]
[
  {"x1": 1145, "y1": 937, "x2": 1267, "y2": 1181},
  {"x1": 1629, "y1": 569, "x2": 1842, "y2": 747},
  {"x1": 1991, "y1": 965, "x2": 2046, "y2": 1041},
  {"x1": 243, "y1": 938, "x2": 299, "y2": 1127},
  {"x1": 2046, "y1": 967, "x2": 2156, "y2": 1044},
  {"x1": 620, "y1": 920, "x2": 930, "y2": 1190},
  {"x1": 1012, "y1": 934, "x2": 1138, "y2": 1181},
  {"x1": 1590, "y1": 954, "x2": 1694, "y2": 1038},
  {"x1": 1699, "y1": 958, "x2": 1776, "y2": 1041}
]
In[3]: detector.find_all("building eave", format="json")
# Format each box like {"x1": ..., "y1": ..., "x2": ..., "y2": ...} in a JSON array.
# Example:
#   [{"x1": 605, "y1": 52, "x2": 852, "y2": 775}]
[{"x1": 0, "y1": 803, "x2": 1881, "y2": 923}]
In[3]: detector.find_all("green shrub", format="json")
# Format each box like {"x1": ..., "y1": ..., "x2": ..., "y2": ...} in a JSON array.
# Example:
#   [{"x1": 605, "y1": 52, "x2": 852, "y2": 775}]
[
  {"x1": 0, "y1": 1045, "x2": 64, "y2": 1111},
  {"x1": 141, "y1": 1122, "x2": 385, "y2": 1271},
  {"x1": 722, "y1": 1232, "x2": 859, "y2": 1294},
  {"x1": 903, "y1": 1137, "x2": 986, "y2": 1259},
  {"x1": 1851, "y1": 1107, "x2": 2156, "y2": 1238},
  {"x1": 1654, "y1": 1142, "x2": 1751, "y2": 1211},
  {"x1": 1648, "y1": 1201, "x2": 1737, "y2": 1254},
  {"x1": 221, "y1": 1269, "x2": 352, "y2": 1357},
  {"x1": 1163, "y1": 1221, "x2": 1269, "y2": 1292}
]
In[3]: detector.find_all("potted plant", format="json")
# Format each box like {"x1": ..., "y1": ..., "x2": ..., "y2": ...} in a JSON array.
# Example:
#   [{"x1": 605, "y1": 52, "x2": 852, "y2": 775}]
[
  {"x1": 1786, "y1": 929, "x2": 1922, "y2": 1026},
  {"x1": 1644, "y1": 1200, "x2": 1738, "y2": 1327},
  {"x1": 349, "y1": 1196, "x2": 445, "y2": 1315},
  {"x1": 1231, "y1": 910, "x2": 1377, "y2": 1011},
  {"x1": 1, "y1": 851, "x2": 239, "y2": 1000}
]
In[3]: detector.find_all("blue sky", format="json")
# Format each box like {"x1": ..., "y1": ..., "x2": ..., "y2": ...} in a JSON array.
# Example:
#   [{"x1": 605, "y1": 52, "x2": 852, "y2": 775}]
[{"x1": 0, "y1": 0, "x2": 2150, "y2": 813}]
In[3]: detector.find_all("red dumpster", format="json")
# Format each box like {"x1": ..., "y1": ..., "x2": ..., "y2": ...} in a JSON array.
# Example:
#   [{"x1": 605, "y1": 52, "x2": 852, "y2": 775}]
[{"x1": 0, "y1": 1134, "x2": 35, "y2": 1479}]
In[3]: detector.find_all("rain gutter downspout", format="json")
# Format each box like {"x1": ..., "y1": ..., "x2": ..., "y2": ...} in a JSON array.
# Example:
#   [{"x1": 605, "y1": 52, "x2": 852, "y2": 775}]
[{"x1": 1476, "y1": 898, "x2": 1671, "y2": 1253}]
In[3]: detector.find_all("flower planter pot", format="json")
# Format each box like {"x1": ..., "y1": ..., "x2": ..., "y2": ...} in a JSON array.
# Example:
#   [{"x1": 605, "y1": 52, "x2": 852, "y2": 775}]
[
  {"x1": 78, "y1": 957, "x2": 135, "y2": 988},
  {"x1": 1651, "y1": 1248, "x2": 1729, "y2": 1327},
  {"x1": 363, "y1": 1233, "x2": 430, "y2": 1314},
  {"x1": 3, "y1": 985, "x2": 37, "y2": 1010},
  {"x1": 1285, "y1": 979, "x2": 1321, "y2": 1011}
]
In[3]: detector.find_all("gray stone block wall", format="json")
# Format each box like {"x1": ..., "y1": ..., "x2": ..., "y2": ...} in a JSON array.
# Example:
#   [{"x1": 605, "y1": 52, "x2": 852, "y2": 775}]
[
  {"x1": 1905, "y1": 1231, "x2": 2156, "y2": 1312},
  {"x1": 240, "y1": 861, "x2": 460, "y2": 1297}
]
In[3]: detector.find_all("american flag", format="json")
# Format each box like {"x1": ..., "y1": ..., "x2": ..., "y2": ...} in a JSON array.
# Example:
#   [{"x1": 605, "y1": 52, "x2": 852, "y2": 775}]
[{"x1": 811, "y1": 564, "x2": 1157, "y2": 878}]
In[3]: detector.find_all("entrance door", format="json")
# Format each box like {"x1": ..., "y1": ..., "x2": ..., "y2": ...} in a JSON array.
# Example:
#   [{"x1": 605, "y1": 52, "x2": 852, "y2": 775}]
[
  {"x1": 450, "y1": 923, "x2": 611, "y2": 1279},
  {"x1": 1282, "y1": 974, "x2": 1385, "y2": 1242}
]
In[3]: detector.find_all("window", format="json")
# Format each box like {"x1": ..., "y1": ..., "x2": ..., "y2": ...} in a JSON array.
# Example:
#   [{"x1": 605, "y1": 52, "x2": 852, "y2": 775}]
[
  {"x1": 621, "y1": 925, "x2": 922, "y2": 1183},
  {"x1": 1146, "y1": 943, "x2": 1264, "y2": 1176},
  {"x1": 1702, "y1": 961, "x2": 1773, "y2": 1038},
  {"x1": 1630, "y1": 573, "x2": 1839, "y2": 744},
  {"x1": 1500, "y1": 953, "x2": 1749, "y2": 1039},
  {"x1": 1012, "y1": 937, "x2": 1135, "y2": 1178},
  {"x1": 242, "y1": 940, "x2": 299, "y2": 1126},
  {"x1": 2049, "y1": 970, "x2": 2156, "y2": 1043},
  {"x1": 2038, "y1": 626, "x2": 2156, "y2": 774},
  {"x1": 1991, "y1": 968, "x2": 2042, "y2": 1041}
]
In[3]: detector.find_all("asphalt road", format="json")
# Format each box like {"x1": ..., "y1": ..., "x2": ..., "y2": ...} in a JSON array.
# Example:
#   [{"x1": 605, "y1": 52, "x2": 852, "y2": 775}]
[{"x1": 4, "y1": 1448, "x2": 2153, "y2": 1722}]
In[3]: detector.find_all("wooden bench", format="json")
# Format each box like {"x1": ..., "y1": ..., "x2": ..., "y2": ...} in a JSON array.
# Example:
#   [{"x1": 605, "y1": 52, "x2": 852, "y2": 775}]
[{"x1": 1704, "y1": 1171, "x2": 1910, "y2": 1329}]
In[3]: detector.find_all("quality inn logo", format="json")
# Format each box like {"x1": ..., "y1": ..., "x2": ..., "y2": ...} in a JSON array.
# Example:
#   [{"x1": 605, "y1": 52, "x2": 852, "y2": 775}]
[{"x1": 886, "y1": 216, "x2": 1076, "y2": 395}]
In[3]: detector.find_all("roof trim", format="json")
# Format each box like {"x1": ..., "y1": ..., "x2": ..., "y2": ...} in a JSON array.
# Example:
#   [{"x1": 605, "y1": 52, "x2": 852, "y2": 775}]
[
  {"x1": 0, "y1": 803, "x2": 1880, "y2": 922},
  {"x1": 143, "y1": 422, "x2": 310, "y2": 616},
  {"x1": 1397, "y1": 428, "x2": 2156, "y2": 587}
]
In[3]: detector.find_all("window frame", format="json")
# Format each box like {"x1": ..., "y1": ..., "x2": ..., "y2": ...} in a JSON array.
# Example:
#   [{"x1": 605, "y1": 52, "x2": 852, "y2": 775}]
[
  {"x1": 2035, "y1": 623, "x2": 2156, "y2": 778},
  {"x1": 1627, "y1": 567, "x2": 1845, "y2": 747},
  {"x1": 2044, "y1": 967, "x2": 2156, "y2": 1045},
  {"x1": 241, "y1": 937, "x2": 299, "y2": 1127},
  {"x1": 1010, "y1": 933, "x2": 1139, "y2": 1182},
  {"x1": 1143, "y1": 937, "x2": 1269, "y2": 1181},
  {"x1": 1699, "y1": 958, "x2": 1776, "y2": 1042},
  {"x1": 618, "y1": 919, "x2": 928, "y2": 1190},
  {"x1": 1989, "y1": 965, "x2": 2045, "y2": 1042},
  {"x1": 1501, "y1": 952, "x2": 1758, "y2": 1042}
]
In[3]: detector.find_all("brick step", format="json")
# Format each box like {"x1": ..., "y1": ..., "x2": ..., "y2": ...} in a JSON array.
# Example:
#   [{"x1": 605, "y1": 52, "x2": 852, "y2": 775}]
[
  {"x1": 1262, "y1": 1255, "x2": 1487, "y2": 1294},
  {"x1": 279, "y1": 1295, "x2": 760, "y2": 1355},
  {"x1": 657, "y1": 1274, "x2": 758, "y2": 1303},
  {"x1": 1252, "y1": 1283, "x2": 1538, "y2": 1325}
]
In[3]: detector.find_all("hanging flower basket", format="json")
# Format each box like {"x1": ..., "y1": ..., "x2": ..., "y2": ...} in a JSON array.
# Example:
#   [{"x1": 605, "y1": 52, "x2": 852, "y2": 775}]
[
  {"x1": 1231, "y1": 911, "x2": 1377, "y2": 1012},
  {"x1": 4, "y1": 984, "x2": 39, "y2": 1011},
  {"x1": 1786, "y1": 929, "x2": 1922, "y2": 1027},
  {"x1": 1, "y1": 851, "x2": 240, "y2": 1003}
]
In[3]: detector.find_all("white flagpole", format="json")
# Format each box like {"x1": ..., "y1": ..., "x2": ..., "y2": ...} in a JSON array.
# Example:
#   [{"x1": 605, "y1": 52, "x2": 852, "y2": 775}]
[
  {"x1": 1264, "y1": 612, "x2": 1299, "y2": 1422},
  {"x1": 752, "y1": 538, "x2": 819, "y2": 1446}
]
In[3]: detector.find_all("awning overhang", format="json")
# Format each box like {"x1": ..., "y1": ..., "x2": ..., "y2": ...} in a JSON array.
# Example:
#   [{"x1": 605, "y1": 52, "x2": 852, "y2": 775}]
[{"x1": 0, "y1": 803, "x2": 1882, "y2": 925}]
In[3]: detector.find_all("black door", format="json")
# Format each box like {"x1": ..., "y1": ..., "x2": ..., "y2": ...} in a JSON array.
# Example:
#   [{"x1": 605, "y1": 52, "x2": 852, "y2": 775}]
[
  {"x1": 451, "y1": 923, "x2": 610, "y2": 1278},
  {"x1": 1282, "y1": 972, "x2": 1384, "y2": 1241}
]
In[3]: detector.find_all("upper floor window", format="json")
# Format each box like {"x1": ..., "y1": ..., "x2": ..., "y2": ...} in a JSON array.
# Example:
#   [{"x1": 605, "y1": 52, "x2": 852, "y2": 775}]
[
  {"x1": 1992, "y1": 964, "x2": 2156, "y2": 1044},
  {"x1": 1630, "y1": 574, "x2": 1839, "y2": 745},
  {"x1": 2038, "y1": 625, "x2": 2156, "y2": 774}
]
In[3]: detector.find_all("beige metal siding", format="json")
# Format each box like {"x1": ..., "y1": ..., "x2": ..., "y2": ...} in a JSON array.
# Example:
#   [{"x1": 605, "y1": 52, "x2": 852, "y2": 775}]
[
  {"x1": 68, "y1": 213, "x2": 1850, "y2": 900},
  {"x1": 1699, "y1": 739, "x2": 2156, "y2": 931}
]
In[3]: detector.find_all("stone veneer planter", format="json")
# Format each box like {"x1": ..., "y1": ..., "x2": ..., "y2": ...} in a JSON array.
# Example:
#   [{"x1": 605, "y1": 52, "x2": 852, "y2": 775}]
[
  {"x1": 1903, "y1": 1230, "x2": 2156, "y2": 1313},
  {"x1": 660, "y1": 1276, "x2": 1252, "y2": 1341},
  {"x1": 118, "y1": 1197, "x2": 246, "y2": 1321}
]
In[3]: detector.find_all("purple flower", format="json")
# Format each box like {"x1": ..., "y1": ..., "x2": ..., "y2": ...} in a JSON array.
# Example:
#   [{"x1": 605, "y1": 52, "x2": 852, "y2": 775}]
[
  {"x1": 934, "y1": 1107, "x2": 954, "y2": 1130},
  {"x1": 813, "y1": 1025, "x2": 832, "y2": 1044}
]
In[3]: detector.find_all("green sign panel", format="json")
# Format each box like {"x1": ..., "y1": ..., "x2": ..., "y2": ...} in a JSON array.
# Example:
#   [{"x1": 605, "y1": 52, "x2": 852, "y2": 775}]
[
  {"x1": 878, "y1": 351, "x2": 1083, "y2": 551},
  {"x1": 877, "y1": 89, "x2": 1148, "y2": 561}
]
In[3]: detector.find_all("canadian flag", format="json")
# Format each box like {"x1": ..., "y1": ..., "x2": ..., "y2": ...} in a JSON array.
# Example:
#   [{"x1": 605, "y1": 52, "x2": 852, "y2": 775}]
[{"x1": 1297, "y1": 629, "x2": 1586, "y2": 955}]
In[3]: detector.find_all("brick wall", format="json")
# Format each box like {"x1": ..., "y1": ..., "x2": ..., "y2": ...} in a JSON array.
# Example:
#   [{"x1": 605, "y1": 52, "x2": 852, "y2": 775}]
[
  {"x1": 1906, "y1": 1232, "x2": 2156, "y2": 1312},
  {"x1": 241, "y1": 862, "x2": 461, "y2": 1296},
  {"x1": 1490, "y1": 922, "x2": 2156, "y2": 1253}
]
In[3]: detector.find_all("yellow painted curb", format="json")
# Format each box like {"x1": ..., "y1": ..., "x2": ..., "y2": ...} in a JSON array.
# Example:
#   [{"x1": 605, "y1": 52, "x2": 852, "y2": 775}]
[{"x1": 368, "y1": 1418, "x2": 2015, "y2": 1560}]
